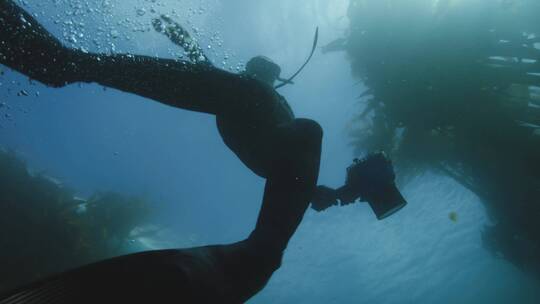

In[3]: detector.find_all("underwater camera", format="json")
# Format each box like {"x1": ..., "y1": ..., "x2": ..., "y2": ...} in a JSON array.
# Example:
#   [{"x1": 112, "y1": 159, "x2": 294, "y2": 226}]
[{"x1": 339, "y1": 152, "x2": 407, "y2": 220}]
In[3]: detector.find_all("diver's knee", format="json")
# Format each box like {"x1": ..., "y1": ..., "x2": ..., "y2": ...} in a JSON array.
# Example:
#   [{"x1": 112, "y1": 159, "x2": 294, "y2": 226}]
[
  {"x1": 245, "y1": 236, "x2": 284, "y2": 273},
  {"x1": 294, "y1": 118, "x2": 323, "y2": 142}
]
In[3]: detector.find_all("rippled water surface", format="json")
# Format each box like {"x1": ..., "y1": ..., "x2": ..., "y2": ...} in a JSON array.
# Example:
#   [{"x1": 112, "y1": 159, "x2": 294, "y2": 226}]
[{"x1": 1, "y1": 1, "x2": 540, "y2": 303}]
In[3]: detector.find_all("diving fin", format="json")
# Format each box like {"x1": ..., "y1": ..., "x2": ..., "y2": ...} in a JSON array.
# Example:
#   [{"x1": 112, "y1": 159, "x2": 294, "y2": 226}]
[
  {"x1": 0, "y1": 250, "x2": 196, "y2": 304},
  {"x1": 152, "y1": 15, "x2": 211, "y2": 65},
  {"x1": 0, "y1": 277, "x2": 71, "y2": 304}
]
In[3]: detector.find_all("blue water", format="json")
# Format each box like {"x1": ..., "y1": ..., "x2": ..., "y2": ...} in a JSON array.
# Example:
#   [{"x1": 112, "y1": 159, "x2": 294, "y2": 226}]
[
  {"x1": 253, "y1": 173, "x2": 540, "y2": 303},
  {"x1": 1, "y1": 0, "x2": 539, "y2": 303}
]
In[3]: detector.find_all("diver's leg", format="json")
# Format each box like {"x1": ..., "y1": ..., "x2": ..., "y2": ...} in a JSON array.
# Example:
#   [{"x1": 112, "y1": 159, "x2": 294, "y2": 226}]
[
  {"x1": 249, "y1": 119, "x2": 323, "y2": 255},
  {"x1": 184, "y1": 121, "x2": 323, "y2": 301},
  {"x1": 1, "y1": 0, "x2": 265, "y2": 115},
  {"x1": 71, "y1": 53, "x2": 241, "y2": 115},
  {"x1": 0, "y1": 0, "x2": 74, "y2": 87},
  {"x1": 192, "y1": 119, "x2": 324, "y2": 302}
]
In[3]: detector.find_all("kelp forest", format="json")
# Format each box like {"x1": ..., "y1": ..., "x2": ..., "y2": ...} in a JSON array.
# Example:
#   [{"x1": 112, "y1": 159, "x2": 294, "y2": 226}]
[
  {"x1": 325, "y1": 0, "x2": 540, "y2": 278},
  {"x1": 0, "y1": 150, "x2": 152, "y2": 293}
]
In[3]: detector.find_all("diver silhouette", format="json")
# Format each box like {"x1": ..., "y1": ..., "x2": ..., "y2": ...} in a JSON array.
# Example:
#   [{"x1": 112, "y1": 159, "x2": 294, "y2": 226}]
[{"x1": 0, "y1": 1, "x2": 406, "y2": 302}]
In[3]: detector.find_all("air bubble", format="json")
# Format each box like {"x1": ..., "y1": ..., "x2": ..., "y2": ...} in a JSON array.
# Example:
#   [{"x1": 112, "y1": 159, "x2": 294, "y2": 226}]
[
  {"x1": 110, "y1": 30, "x2": 119, "y2": 38},
  {"x1": 136, "y1": 8, "x2": 146, "y2": 16}
]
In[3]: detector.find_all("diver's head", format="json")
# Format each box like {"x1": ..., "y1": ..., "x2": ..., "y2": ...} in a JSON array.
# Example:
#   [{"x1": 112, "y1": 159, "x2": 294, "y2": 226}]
[{"x1": 245, "y1": 56, "x2": 282, "y2": 86}]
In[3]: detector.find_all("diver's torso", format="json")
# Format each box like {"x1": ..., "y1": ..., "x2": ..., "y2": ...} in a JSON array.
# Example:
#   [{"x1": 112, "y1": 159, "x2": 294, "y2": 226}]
[{"x1": 216, "y1": 90, "x2": 295, "y2": 178}]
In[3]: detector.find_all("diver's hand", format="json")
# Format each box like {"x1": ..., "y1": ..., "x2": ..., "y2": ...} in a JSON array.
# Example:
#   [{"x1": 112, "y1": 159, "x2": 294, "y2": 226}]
[{"x1": 311, "y1": 186, "x2": 339, "y2": 212}]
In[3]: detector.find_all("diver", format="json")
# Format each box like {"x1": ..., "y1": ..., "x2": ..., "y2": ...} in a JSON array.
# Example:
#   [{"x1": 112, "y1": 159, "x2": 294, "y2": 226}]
[{"x1": 0, "y1": 0, "x2": 406, "y2": 302}]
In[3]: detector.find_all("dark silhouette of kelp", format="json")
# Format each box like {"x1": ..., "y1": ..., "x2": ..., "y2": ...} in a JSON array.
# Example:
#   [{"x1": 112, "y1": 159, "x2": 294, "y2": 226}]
[
  {"x1": 331, "y1": 0, "x2": 540, "y2": 277},
  {"x1": 0, "y1": 150, "x2": 152, "y2": 293}
]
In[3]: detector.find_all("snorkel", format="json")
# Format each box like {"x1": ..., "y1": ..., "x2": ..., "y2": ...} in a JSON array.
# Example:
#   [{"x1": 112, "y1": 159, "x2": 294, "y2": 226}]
[
  {"x1": 274, "y1": 27, "x2": 319, "y2": 89},
  {"x1": 244, "y1": 27, "x2": 319, "y2": 88}
]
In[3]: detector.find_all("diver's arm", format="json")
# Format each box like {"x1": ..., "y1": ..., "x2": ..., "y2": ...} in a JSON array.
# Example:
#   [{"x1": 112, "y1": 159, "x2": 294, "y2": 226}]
[{"x1": 311, "y1": 185, "x2": 355, "y2": 211}]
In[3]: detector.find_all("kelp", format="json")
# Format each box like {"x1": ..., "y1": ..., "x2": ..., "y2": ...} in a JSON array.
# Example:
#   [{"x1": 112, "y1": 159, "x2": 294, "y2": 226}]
[
  {"x1": 0, "y1": 150, "x2": 152, "y2": 293},
  {"x1": 333, "y1": 0, "x2": 540, "y2": 277}
]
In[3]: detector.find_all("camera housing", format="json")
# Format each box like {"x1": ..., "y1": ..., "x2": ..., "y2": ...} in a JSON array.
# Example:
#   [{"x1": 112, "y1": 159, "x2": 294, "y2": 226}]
[{"x1": 338, "y1": 152, "x2": 407, "y2": 220}]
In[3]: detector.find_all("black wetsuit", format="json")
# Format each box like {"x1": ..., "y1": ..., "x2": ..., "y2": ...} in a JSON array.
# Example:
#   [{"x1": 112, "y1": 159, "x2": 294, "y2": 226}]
[{"x1": 0, "y1": 1, "x2": 322, "y2": 302}]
